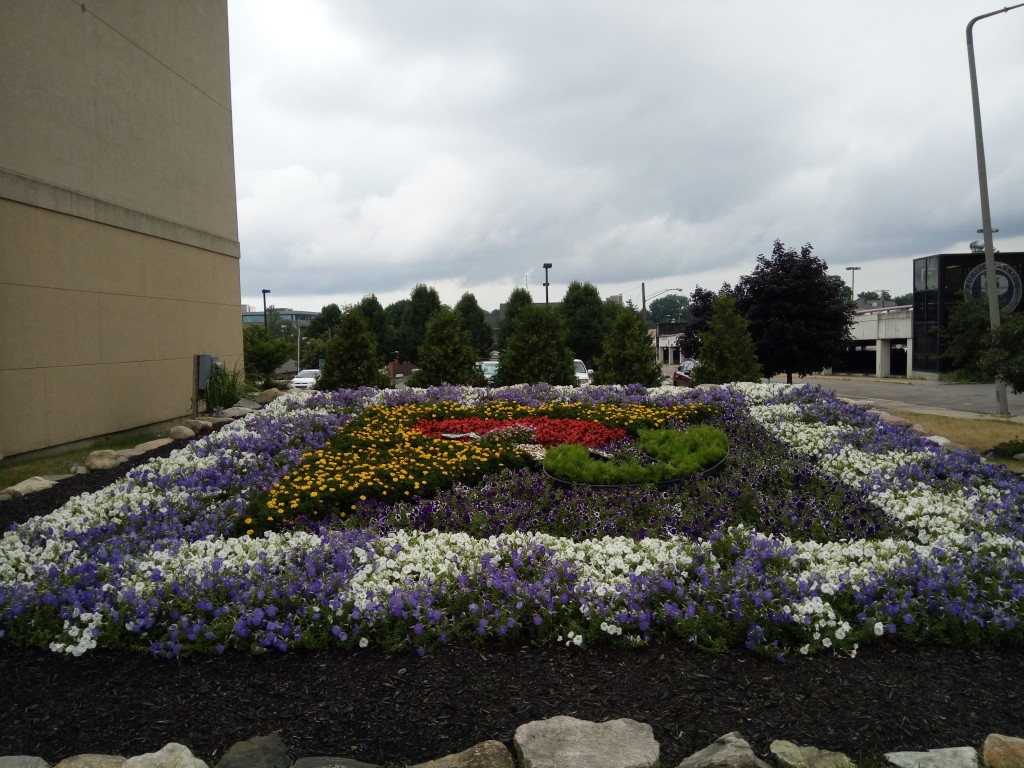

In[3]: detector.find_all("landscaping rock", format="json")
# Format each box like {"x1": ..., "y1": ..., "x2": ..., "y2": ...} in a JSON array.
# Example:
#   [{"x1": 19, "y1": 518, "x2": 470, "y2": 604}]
[
  {"x1": 53, "y1": 756, "x2": 127, "y2": 768},
  {"x1": 514, "y1": 716, "x2": 658, "y2": 768},
  {"x1": 874, "y1": 412, "x2": 913, "y2": 427},
  {"x1": 927, "y1": 435, "x2": 951, "y2": 446},
  {"x1": 0, "y1": 757, "x2": 50, "y2": 768},
  {"x1": 292, "y1": 758, "x2": 380, "y2": 768},
  {"x1": 1013, "y1": 452, "x2": 1024, "y2": 461},
  {"x1": 85, "y1": 449, "x2": 126, "y2": 470},
  {"x1": 770, "y1": 740, "x2": 854, "y2": 768},
  {"x1": 412, "y1": 740, "x2": 514, "y2": 768},
  {"x1": 254, "y1": 389, "x2": 283, "y2": 405},
  {"x1": 884, "y1": 747, "x2": 978, "y2": 768},
  {"x1": 134, "y1": 438, "x2": 175, "y2": 452},
  {"x1": 676, "y1": 732, "x2": 771, "y2": 768},
  {"x1": 168, "y1": 426, "x2": 195, "y2": 441},
  {"x1": 215, "y1": 732, "x2": 290, "y2": 768},
  {"x1": 218, "y1": 407, "x2": 253, "y2": 419},
  {"x1": 115, "y1": 448, "x2": 146, "y2": 460},
  {"x1": 184, "y1": 419, "x2": 213, "y2": 433},
  {"x1": 233, "y1": 398, "x2": 262, "y2": 410},
  {"x1": 70, "y1": 463, "x2": 89, "y2": 474},
  {"x1": 3, "y1": 476, "x2": 56, "y2": 498},
  {"x1": 124, "y1": 743, "x2": 208, "y2": 768},
  {"x1": 983, "y1": 734, "x2": 1024, "y2": 768}
]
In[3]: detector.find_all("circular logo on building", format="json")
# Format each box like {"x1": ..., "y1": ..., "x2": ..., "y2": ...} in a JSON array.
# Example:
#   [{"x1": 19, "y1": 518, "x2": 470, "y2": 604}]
[{"x1": 963, "y1": 261, "x2": 1023, "y2": 313}]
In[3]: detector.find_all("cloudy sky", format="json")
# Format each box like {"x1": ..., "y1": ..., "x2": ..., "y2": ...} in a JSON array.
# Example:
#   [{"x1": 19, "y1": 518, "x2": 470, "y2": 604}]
[{"x1": 227, "y1": 1, "x2": 1024, "y2": 315}]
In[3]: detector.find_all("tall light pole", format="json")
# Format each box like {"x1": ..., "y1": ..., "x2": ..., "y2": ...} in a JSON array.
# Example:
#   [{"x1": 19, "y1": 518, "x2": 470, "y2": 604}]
[
  {"x1": 542, "y1": 263, "x2": 552, "y2": 305},
  {"x1": 845, "y1": 266, "x2": 861, "y2": 304},
  {"x1": 967, "y1": 3, "x2": 1021, "y2": 415},
  {"x1": 261, "y1": 289, "x2": 271, "y2": 328}
]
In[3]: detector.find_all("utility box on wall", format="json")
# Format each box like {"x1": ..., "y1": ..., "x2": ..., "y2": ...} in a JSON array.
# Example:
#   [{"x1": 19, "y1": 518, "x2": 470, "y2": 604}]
[{"x1": 196, "y1": 354, "x2": 221, "y2": 392}]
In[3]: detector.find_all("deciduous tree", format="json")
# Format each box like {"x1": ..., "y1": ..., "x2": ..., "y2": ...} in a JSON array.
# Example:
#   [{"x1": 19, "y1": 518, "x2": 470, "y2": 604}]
[
  {"x1": 734, "y1": 240, "x2": 853, "y2": 384},
  {"x1": 398, "y1": 284, "x2": 443, "y2": 362},
  {"x1": 979, "y1": 312, "x2": 1024, "y2": 392},
  {"x1": 242, "y1": 325, "x2": 291, "y2": 388},
  {"x1": 454, "y1": 292, "x2": 494, "y2": 359},
  {"x1": 497, "y1": 287, "x2": 533, "y2": 352},
  {"x1": 648, "y1": 294, "x2": 692, "y2": 326},
  {"x1": 677, "y1": 285, "x2": 720, "y2": 359}
]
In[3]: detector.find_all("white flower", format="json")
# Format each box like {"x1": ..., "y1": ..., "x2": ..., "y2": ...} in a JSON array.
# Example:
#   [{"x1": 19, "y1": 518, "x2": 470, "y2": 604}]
[{"x1": 359, "y1": 637, "x2": 369, "y2": 648}]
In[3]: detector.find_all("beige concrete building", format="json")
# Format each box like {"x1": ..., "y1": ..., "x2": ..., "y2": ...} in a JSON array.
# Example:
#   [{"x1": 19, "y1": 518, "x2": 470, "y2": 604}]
[{"x1": 0, "y1": 1, "x2": 242, "y2": 458}]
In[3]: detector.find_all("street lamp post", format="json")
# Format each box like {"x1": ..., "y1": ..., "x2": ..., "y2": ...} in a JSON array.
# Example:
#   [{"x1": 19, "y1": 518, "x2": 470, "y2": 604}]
[
  {"x1": 542, "y1": 263, "x2": 552, "y2": 305},
  {"x1": 845, "y1": 267, "x2": 861, "y2": 304},
  {"x1": 967, "y1": 3, "x2": 1021, "y2": 416},
  {"x1": 644, "y1": 286, "x2": 685, "y2": 365},
  {"x1": 261, "y1": 289, "x2": 271, "y2": 328}
]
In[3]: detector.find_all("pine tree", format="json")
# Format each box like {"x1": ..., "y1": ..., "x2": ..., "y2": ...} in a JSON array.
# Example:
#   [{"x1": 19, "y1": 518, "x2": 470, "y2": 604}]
[
  {"x1": 691, "y1": 294, "x2": 763, "y2": 385},
  {"x1": 593, "y1": 307, "x2": 663, "y2": 386},
  {"x1": 454, "y1": 292, "x2": 494, "y2": 358},
  {"x1": 494, "y1": 305, "x2": 575, "y2": 386},
  {"x1": 317, "y1": 310, "x2": 390, "y2": 390},
  {"x1": 407, "y1": 308, "x2": 486, "y2": 387}
]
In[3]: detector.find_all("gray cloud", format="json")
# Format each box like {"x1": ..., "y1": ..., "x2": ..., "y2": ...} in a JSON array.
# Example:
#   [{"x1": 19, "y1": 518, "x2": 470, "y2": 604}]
[{"x1": 229, "y1": 0, "x2": 1024, "y2": 312}]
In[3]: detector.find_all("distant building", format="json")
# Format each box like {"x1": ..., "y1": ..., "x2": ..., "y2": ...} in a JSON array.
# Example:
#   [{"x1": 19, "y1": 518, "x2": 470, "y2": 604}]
[
  {"x1": 911, "y1": 252, "x2": 1024, "y2": 374},
  {"x1": 0, "y1": 3, "x2": 242, "y2": 457},
  {"x1": 242, "y1": 308, "x2": 318, "y2": 329}
]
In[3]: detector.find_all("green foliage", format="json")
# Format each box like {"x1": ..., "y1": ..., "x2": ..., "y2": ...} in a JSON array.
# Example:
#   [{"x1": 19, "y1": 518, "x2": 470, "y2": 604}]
[
  {"x1": 354, "y1": 294, "x2": 395, "y2": 356},
  {"x1": 497, "y1": 286, "x2": 534, "y2": 352},
  {"x1": 242, "y1": 325, "x2": 292, "y2": 388},
  {"x1": 406, "y1": 308, "x2": 487, "y2": 387},
  {"x1": 398, "y1": 284, "x2": 443, "y2": 362},
  {"x1": 678, "y1": 285, "x2": 719, "y2": 359},
  {"x1": 300, "y1": 336, "x2": 328, "y2": 370},
  {"x1": 305, "y1": 303, "x2": 343, "y2": 339},
  {"x1": 991, "y1": 438, "x2": 1024, "y2": 458},
  {"x1": 543, "y1": 426, "x2": 728, "y2": 485},
  {"x1": 559, "y1": 280, "x2": 607, "y2": 364},
  {"x1": 493, "y1": 304, "x2": 575, "y2": 386},
  {"x1": 942, "y1": 296, "x2": 991, "y2": 380},
  {"x1": 978, "y1": 311, "x2": 1024, "y2": 393},
  {"x1": 454, "y1": 292, "x2": 494, "y2": 358},
  {"x1": 648, "y1": 294, "x2": 692, "y2": 326},
  {"x1": 734, "y1": 240, "x2": 854, "y2": 384},
  {"x1": 692, "y1": 294, "x2": 763, "y2": 385},
  {"x1": 204, "y1": 363, "x2": 256, "y2": 412},
  {"x1": 317, "y1": 309, "x2": 390, "y2": 390},
  {"x1": 593, "y1": 307, "x2": 663, "y2": 386}
]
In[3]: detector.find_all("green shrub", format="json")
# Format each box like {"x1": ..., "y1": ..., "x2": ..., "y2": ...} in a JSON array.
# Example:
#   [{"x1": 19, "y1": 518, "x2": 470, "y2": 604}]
[
  {"x1": 991, "y1": 439, "x2": 1024, "y2": 458},
  {"x1": 544, "y1": 426, "x2": 727, "y2": 485}
]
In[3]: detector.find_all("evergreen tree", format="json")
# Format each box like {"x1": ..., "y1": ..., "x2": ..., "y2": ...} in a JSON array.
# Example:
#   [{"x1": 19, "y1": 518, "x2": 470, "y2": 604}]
[
  {"x1": 497, "y1": 287, "x2": 534, "y2": 352},
  {"x1": 397, "y1": 284, "x2": 443, "y2": 362},
  {"x1": 317, "y1": 310, "x2": 390, "y2": 390},
  {"x1": 454, "y1": 292, "x2": 494, "y2": 358},
  {"x1": 559, "y1": 280, "x2": 607, "y2": 365},
  {"x1": 593, "y1": 307, "x2": 663, "y2": 386},
  {"x1": 691, "y1": 294, "x2": 763, "y2": 385},
  {"x1": 355, "y1": 294, "x2": 394, "y2": 356},
  {"x1": 494, "y1": 304, "x2": 575, "y2": 386},
  {"x1": 406, "y1": 308, "x2": 486, "y2": 387},
  {"x1": 242, "y1": 325, "x2": 292, "y2": 388},
  {"x1": 734, "y1": 240, "x2": 853, "y2": 384}
]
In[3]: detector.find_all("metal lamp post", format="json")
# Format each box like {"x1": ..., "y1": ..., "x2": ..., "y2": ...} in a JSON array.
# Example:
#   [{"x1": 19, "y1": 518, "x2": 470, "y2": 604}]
[
  {"x1": 542, "y1": 263, "x2": 552, "y2": 305},
  {"x1": 846, "y1": 266, "x2": 861, "y2": 304},
  {"x1": 967, "y1": 3, "x2": 1021, "y2": 416},
  {"x1": 261, "y1": 289, "x2": 271, "y2": 328}
]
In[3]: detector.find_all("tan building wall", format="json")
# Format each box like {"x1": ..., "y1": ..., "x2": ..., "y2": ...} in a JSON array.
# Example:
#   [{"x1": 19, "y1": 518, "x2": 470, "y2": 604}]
[{"x1": 0, "y1": 1, "x2": 242, "y2": 458}]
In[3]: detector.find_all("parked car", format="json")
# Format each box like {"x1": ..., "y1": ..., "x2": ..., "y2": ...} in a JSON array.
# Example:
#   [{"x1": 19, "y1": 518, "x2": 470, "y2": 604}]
[
  {"x1": 574, "y1": 359, "x2": 592, "y2": 386},
  {"x1": 289, "y1": 369, "x2": 321, "y2": 389},
  {"x1": 477, "y1": 360, "x2": 499, "y2": 382},
  {"x1": 673, "y1": 359, "x2": 698, "y2": 387}
]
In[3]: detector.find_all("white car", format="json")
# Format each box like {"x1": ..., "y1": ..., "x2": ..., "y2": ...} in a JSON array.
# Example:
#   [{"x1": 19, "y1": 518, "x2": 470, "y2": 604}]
[
  {"x1": 574, "y1": 359, "x2": 592, "y2": 386},
  {"x1": 289, "y1": 369, "x2": 321, "y2": 389}
]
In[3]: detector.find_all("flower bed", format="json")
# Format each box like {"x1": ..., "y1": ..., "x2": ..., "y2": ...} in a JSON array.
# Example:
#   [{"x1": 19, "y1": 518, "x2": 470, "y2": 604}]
[{"x1": 1, "y1": 383, "x2": 1022, "y2": 660}]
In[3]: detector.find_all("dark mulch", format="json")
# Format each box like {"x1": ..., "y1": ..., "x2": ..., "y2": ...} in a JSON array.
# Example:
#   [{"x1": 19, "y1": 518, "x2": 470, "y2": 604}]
[{"x1": 2, "y1": 445, "x2": 1023, "y2": 765}]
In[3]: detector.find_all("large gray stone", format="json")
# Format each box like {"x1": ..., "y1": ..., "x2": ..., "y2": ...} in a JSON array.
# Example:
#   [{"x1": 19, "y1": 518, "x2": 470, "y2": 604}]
[
  {"x1": 53, "y1": 756, "x2": 126, "y2": 768},
  {"x1": 3, "y1": 476, "x2": 56, "y2": 497},
  {"x1": 291, "y1": 758, "x2": 380, "y2": 768},
  {"x1": 254, "y1": 389, "x2": 282, "y2": 405},
  {"x1": 0, "y1": 757, "x2": 50, "y2": 768},
  {"x1": 983, "y1": 735, "x2": 1024, "y2": 768},
  {"x1": 114, "y1": 449, "x2": 146, "y2": 460},
  {"x1": 676, "y1": 732, "x2": 772, "y2": 768},
  {"x1": 885, "y1": 747, "x2": 978, "y2": 768},
  {"x1": 218, "y1": 407, "x2": 253, "y2": 419},
  {"x1": 215, "y1": 733, "x2": 289, "y2": 768},
  {"x1": 168, "y1": 426, "x2": 195, "y2": 441},
  {"x1": 84, "y1": 450, "x2": 126, "y2": 471},
  {"x1": 184, "y1": 419, "x2": 213, "y2": 433},
  {"x1": 412, "y1": 740, "x2": 514, "y2": 768},
  {"x1": 770, "y1": 740, "x2": 854, "y2": 768},
  {"x1": 233, "y1": 399, "x2": 262, "y2": 410},
  {"x1": 124, "y1": 743, "x2": 208, "y2": 768},
  {"x1": 514, "y1": 716, "x2": 658, "y2": 768}
]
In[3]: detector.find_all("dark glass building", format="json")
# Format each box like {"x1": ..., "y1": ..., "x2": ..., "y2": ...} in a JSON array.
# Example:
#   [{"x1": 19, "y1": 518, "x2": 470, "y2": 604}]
[{"x1": 912, "y1": 252, "x2": 1024, "y2": 373}]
